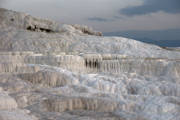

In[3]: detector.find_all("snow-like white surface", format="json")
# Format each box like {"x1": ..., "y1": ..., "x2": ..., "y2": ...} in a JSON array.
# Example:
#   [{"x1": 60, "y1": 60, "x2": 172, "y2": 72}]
[{"x1": 0, "y1": 8, "x2": 180, "y2": 120}]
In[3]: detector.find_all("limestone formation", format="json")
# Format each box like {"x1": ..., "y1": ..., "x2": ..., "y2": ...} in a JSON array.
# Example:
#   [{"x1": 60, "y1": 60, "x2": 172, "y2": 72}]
[{"x1": 0, "y1": 8, "x2": 180, "y2": 120}]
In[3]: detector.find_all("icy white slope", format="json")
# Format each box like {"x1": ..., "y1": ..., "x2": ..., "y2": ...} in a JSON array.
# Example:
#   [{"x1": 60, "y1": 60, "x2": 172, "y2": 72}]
[
  {"x1": 0, "y1": 8, "x2": 180, "y2": 120},
  {"x1": 1, "y1": 8, "x2": 180, "y2": 58}
]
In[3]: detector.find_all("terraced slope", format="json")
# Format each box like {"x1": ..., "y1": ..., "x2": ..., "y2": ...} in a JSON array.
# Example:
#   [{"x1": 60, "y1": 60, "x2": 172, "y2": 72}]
[{"x1": 0, "y1": 8, "x2": 180, "y2": 120}]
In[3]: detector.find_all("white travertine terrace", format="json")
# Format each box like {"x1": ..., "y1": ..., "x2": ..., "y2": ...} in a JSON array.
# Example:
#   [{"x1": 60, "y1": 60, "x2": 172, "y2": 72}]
[{"x1": 0, "y1": 8, "x2": 180, "y2": 120}]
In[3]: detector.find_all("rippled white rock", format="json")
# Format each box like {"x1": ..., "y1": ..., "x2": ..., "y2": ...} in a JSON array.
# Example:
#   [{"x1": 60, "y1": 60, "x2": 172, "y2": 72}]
[
  {"x1": 0, "y1": 8, "x2": 180, "y2": 120},
  {"x1": 0, "y1": 92, "x2": 17, "y2": 110}
]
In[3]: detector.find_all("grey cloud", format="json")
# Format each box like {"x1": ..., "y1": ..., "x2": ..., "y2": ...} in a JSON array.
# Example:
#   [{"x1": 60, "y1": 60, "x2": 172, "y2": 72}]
[
  {"x1": 113, "y1": 15, "x2": 124, "y2": 20},
  {"x1": 120, "y1": 0, "x2": 180, "y2": 16},
  {"x1": 87, "y1": 17, "x2": 110, "y2": 22},
  {"x1": 0, "y1": 0, "x2": 5, "y2": 6}
]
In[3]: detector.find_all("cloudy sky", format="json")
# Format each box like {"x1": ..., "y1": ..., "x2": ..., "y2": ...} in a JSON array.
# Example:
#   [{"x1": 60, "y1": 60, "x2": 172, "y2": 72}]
[{"x1": 1, "y1": 0, "x2": 180, "y2": 46}]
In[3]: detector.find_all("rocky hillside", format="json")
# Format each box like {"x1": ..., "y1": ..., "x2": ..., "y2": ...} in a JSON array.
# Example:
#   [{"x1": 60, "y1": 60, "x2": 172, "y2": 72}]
[{"x1": 0, "y1": 8, "x2": 180, "y2": 120}]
